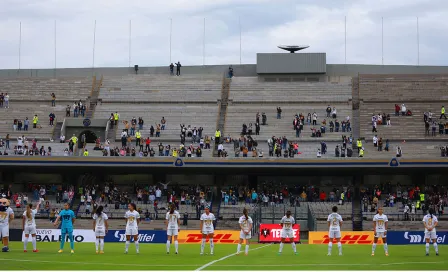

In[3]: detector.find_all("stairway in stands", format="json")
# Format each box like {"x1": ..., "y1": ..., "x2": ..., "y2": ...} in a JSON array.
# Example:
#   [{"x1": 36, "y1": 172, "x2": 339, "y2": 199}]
[
  {"x1": 86, "y1": 75, "x2": 102, "y2": 119},
  {"x1": 352, "y1": 77, "x2": 361, "y2": 142},
  {"x1": 52, "y1": 122, "x2": 63, "y2": 141},
  {"x1": 213, "y1": 75, "x2": 231, "y2": 157},
  {"x1": 352, "y1": 188, "x2": 363, "y2": 231}
]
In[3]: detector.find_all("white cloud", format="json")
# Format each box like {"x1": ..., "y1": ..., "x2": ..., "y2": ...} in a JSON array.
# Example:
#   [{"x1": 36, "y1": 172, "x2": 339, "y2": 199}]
[{"x1": 0, "y1": 0, "x2": 446, "y2": 68}]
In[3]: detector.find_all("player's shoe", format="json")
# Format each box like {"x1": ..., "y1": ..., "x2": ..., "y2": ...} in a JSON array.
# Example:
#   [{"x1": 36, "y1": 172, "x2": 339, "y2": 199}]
[
  {"x1": 136, "y1": 250, "x2": 139, "y2": 254},
  {"x1": 200, "y1": 252, "x2": 204, "y2": 255},
  {"x1": 327, "y1": 253, "x2": 331, "y2": 256},
  {"x1": 236, "y1": 252, "x2": 240, "y2": 255},
  {"x1": 277, "y1": 252, "x2": 282, "y2": 255},
  {"x1": 385, "y1": 252, "x2": 389, "y2": 257},
  {"x1": 2, "y1": 246, "x2": 9, "y2": 252},
  {"x1": 339, "y1": 252, "x2": 342, "y2": 256},
  {"x1": 210, "y1": 252, "x2": 214, "y2": 255},
  {"x1": 96, "y1": 251, "x2": 99, "y2": 254},
  {"x1": 294, "y1": 252, "x2": 298, "y2": 255},
  {"x1": 33, "y1": 250, "x2": 39, "y2": 253},
  {"x1": 426, "y1": 253, "x2": 429, "y2": 256},
  {"x1": 245, "y1": 253, "x2": 248, "y2": 256},
  {"x1": 175, "y1": 252, "x2": 178, "y2": 255},
  {"x1": 100, "y1": 251, "x2": 104, "y2": 254},
  {"x1": 58, "y1": 249, "x2": 63, "y2": 253},
  {"x1": 371, "y1": 252, "x2": 375, "y2": 256},
  {"x1": 70, "y1": 250, "x2": 74, "y2": 254},
  {"x1": 166, "y1": 252, "x2": 169, "y2": 254},
  {"x1": 24, "y1": 250, "x2": 28, "y2": 253},
  {"x1": 436, "y1": 252, "x2": 439, "y2": 256},
  {"x1": 124, "y1": 250, "x2": 128, "y2": 254}
]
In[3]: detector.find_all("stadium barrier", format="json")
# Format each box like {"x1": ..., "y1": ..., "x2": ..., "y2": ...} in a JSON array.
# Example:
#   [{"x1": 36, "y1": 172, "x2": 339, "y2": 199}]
[
  {"x1": 259, "y1": 224, "x2": 300, "y2": 243},
  {"x1": 21, "y1": 229, "x2": 96, "y2": 243},
  {"x1": 177, "y1": 230, "x2": 240, "y2": 244},
  {"x1": 309, "y1": 231, "x2": 382, "y2": 245},
  {"x1": 387, "y1": 231, "x2": 448, "y2": 245},
  {"x1": 105, "y1": 230, "x2": 167, "y2": 243}
]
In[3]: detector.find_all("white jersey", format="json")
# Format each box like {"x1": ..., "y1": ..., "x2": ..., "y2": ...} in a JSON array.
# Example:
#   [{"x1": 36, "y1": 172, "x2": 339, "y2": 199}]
[
  {"x1": 93, "y1": 212, "x2": 108, "y2": 230},
  {"x1": 200, "y1": 213, "x2": 216, "y2": 232},
  {"x1": 125, "y1": 210, "x2": 140, "y2": 228},
  {"x1": 0, "y1": 207, "x2": 14, "y2": 226},
  {"x1": 327, "y1": 212, "x2": 343, "y2": 232},
  {"x1": 280, "y1": 215, "x2": 295, "y2": 230},
  {"x1": 423, "y1": 214, "x2": 438, "y2": 233},
  {"x1": 373, "y1": 213, "x2": 388, "y2": 232},
  {"x1": 238, "y1": 215, "x2": 253, "y2": 232},
  {"x1": 166, "y1": 211, "x2": 180, "y2": 230},
  {"x1": 22, "y1": 209, "x2": 37, "y2": 227}
]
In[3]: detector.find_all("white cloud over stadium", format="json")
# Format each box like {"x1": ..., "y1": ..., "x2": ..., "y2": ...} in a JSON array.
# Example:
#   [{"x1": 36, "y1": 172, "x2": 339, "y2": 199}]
[{"x1": 0, "y1": 0, "x2": 447, "y2": 68}]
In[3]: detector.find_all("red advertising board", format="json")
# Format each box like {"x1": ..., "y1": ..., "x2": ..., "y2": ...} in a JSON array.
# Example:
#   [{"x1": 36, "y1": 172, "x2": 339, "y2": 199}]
[{"x1": 259, "y1": 223, "x2": 300, "y2": 243}]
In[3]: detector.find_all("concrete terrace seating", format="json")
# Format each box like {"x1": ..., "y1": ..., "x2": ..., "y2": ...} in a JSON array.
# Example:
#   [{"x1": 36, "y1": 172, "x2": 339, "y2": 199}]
[
  {"x1": 94, "y1": 104, "x2": 219, "y2": 142},
  {"x1": 0, "y1": 77, "x2": 92, "y2": 102},
  {"x1": 0, "y1": 103, "x2": 66, "y2": 140},
  {"x1": 98, "y1": 75, "x2": 222, "y2": 103},
  {"x1": 225, "y1": 104, "x2": 352, "y2": 141},
  {"x1": 358, "y1": 74, "x2": 448, "y2": 102},
  {"x1": 229, "y1": 77, "x2": 352, "y2": 103},
  {"x1": 309, "y1": 202, "x2": 352, "y2": 220},
  {"x1": 360, "y1": 102, "x2": 447, "y2": 140}
]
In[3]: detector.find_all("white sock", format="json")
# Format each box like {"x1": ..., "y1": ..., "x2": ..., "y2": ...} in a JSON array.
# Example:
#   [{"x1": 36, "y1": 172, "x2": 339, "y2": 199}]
[
  {"x1": 135, "y1": 241, "x2": 139, "y2": 252},
  {"x1": 174, "y1": 240, "x2": 178, "y2": 253},
  {"x1": 32, "y1": 237, "x2": 37, "y2": 251},
  {"x1": 433, "y1": 243, "x2": 439, "y2": 253},
  {"x1": 95, "y1": 239, "x2": 99, "y2": 251},
  {"x1": 372, "y1": 243, "x2": 377, "y2": 253},
  {"x1": 291, "y1": 242, "x2": 296, "y2": 253},
  {"x1": 24, "y1": 237, "x2": 28, "y2": 250},
  {"x1": 201, "y1": 239, "x2": 206, "y2": 253},
  {"x1": 426, "y1": 243, "x2": 430, "y2": 254},
  {"x1": 100, "y1": 239, "x2": 104, "y2": 251},
  {"x1": 237, "y1": 243, "x2": 241, "y2": 253},
  {"x1": 328, "y1": 242, "x2": 333, "y2": 254},
  {"x1": 245, "y1": 245, "x2": 249, "y2": 254},
  {"x1": 279, "y1": 242, "x2": 284, "y2": 253},
  {"x1": 210, "y1": 240, "x2": 214, "y2": 253},
  {"x1": 166, "y1": 240, "x2": 171, "y2": 252},
  {"x1": 125, "y1": 241, "x2": 130, "y2": 251},
  {"x1": 337, "y1": 242, "x2": 342, "y2": 254},
  {"x1": 384, "y1": 243, "x2": 388, "y2": 253}
]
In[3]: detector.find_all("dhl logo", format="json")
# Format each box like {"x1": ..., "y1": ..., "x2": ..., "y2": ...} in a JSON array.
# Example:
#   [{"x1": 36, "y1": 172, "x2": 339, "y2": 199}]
[
  {"x1": 177, "y1": 230, "x2": 240, "y2": 244},
  {"x1": 309, "y1": 231, "x2": 382, "y2": 245}
]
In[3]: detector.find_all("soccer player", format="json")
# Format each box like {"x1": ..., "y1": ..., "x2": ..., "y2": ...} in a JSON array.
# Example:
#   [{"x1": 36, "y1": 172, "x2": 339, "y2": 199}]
[
  {"x1": 124, "y1": 203, "x2": 140, "y2": 254},
  {"x1": 53, "y1": 203, "x2": 76, "y2": 254},
  {"x1": 93, "y1": 205, "x2": 108, "y2": 254},
  {"x1": 165, "y1": 204, "x2": 180, "y2": 254},
  {"x1": 199, "y1": 206, "x2": 216, "y2": 255},
  {"x1": 237, "y1": 208, "x2": 253, "y2": 255},
  {"x1": 0, "y1": 198, "x2": 14, "y2": 252},
  {"x1": 23, "y1": 200, "x2": 41, "y2": 252},
  {"x1": 278, "y1": 210, "x2": 298, "y2": 255},
  {"x1": 372, "y1": 206, "x2": 389, "y2": 256},
  {"x1": 423, "y1": 208, "x2": 439, "y2": 256},
  {"x1": 327, "y1": 206, "x2": 343, "y2": 256}
]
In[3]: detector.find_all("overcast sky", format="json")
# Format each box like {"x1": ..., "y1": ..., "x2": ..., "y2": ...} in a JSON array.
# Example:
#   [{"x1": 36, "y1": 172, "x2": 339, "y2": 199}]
[{"x1": 0, "y1": 0, "x2": 447, "y2": 69}]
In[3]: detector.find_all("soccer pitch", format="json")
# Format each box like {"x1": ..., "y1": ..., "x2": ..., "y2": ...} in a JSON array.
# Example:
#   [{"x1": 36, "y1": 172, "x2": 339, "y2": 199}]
[{"x1": 1, "y1": 242, "x2": 446, "y2": 270}]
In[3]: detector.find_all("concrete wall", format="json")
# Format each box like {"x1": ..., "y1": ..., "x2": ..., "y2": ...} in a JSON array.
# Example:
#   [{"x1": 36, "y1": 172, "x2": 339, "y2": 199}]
[
  {"x1": 64, "y1": 118, "x2": 108, "y2": 140},
  {"x1": 257, "y1": 53, "x2": 326, "y2": 74}
]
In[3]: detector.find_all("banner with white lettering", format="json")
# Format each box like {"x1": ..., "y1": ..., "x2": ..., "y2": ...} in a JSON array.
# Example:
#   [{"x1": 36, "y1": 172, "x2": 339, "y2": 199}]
[
  {"x1": 22, "y1": 229, "x2": 96, "y2": 243},
  {"x1": 259, "y1": 223, "x2": 300, "y2": 243}
]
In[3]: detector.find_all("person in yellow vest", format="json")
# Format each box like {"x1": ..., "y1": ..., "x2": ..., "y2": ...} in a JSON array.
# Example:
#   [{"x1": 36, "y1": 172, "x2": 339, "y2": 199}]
[
  {"x1": 172, "y1": 148, "x2": 178, "y2": 157},
  {"x1": 214, "y1": 129, "x2": 221, "y2": 145},
  {"x1": 114, "y1": 112, "x2": 119, "y2": 126},
  {"x1": 420, "y1": 193, "x2": 425, "y2": 203},
  {"x1": 441, "y1": 106, "x2": 447, "y2": 120},
  {"x1": 340, "y1": 192, "x2": 345, "y2": 205},
  {"x1": 33, "y1": 115, "x2": 39, "y2": 128},
  {"x1": 83, "y1": 149, "x2": 89, "y2": 156},
  {"x1": 70, "y1": 134, "x2": 78, "y2": 144},
  {"x1": 416, "y1": 200, "x2": 421, "y2": 210},
  {"x1": 359, "y1": 147, "x2": 364, "y2": 157},
  {"x1": 357, "y1": 139, "x2": 362, "y2": 152},
  {"x1": 135, "y1": 130, "x2": 141, "y2": 147}
]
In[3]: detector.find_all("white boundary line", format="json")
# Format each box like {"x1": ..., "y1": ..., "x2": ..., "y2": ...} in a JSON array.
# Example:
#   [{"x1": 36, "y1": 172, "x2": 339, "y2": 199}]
[{"x1": 195, "y1": 243, "x2": 272, "y2": 271}]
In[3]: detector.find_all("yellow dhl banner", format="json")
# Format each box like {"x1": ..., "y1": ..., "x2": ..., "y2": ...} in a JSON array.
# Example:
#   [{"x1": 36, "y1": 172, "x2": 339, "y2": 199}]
[
  {"x1": 177, "y1": 230, "x2": 240, "y2": 244},
  {"x1": 309, "y1": 231, "x2": 383, "y2": 245}
]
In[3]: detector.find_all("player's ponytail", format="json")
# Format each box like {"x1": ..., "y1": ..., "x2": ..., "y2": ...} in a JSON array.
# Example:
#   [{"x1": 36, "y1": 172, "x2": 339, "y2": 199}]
[
  {"x1": 286, "y1": 210, "x2": 291, "y2": 218},
  {"x1": 429, "y1": 208, "x2": 435, "y2": 219},
  {"x1": 26, "y1": 203, "x2": 32, "y2": 219},
  {"x1": 130, "y1": 203, "x2": 136, "y2": 211},
  {"x1": 170, "y1": 204, "x2": 175, "y2": 214},
  {"x1": 96, "y1": 205, "x2": 103, "y2": 217},
  {"x1": 243, "y1": 208, "x2": 248, "y2": 220}
]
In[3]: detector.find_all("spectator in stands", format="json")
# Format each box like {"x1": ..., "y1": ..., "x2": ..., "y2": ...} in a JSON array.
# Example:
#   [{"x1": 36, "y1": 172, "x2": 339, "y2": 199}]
[
  {"x1": 228, "y1": 66, "x2": 234, "y2": 78},
  {"x1": 401, "y1": 104, "x2": 406, "y2": 116},
  {"x1": 49, "y1": 112, "x2": 55, "y2": 127},
  {"x1": 156, "y1": 124, "x2": 161, "y2": 137},
  {"x1": 51, "y1": 93, "x2": 56, "y2": 107},
  {"x1": 176, "y1": 61, "x2": 182, "y2": 76},
  {"x1": 23, "y1": 117, "x2": 29, "y2": 131},
  {"x1": 440, "y1": 106, "x2": 447, "y2": 120},
  {"x1": 0, "y1": 93, "x2": 3, "y2": 108},
  {"x1": 4, "y1": 93, "x2": 9, "y2": 108},
  {"x1": 359, "y1": 147, "x2": 364, "y2": 157},
  {"x1": 396, "y1": 146, "x2": 402, "y2": 157},
  {"x1": 277, "y1": 107, "x2": 282, "y2": 119},
  {"x1": 169, "y1": 63, "x2": 174, "y2": 75},
  {"x1": 33, "y1": 115, "x2": 39, "y2": 128},
  {"x1": 215, "y1": 129, "x2": 221, "y2": 145}
]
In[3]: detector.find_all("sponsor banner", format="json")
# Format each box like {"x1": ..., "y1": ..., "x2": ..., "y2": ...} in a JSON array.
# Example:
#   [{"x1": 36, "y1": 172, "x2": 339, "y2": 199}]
[
  {"x1": 387, "y1": 231, "x2": 448, "y2": 245},
  {"x1": 105, "y1": 230, "x2": 166, "y2": 243},
  {"x1": 309, "y1": 231, "x2": 382, "y2": 245},
  {"x1": 177, "y1": 230, "x2": 240, "y2": 244},
  {"x1": 9, "y1": 229, "x2": 23, "y2": 242},
  {"x1": 259, "y1": 224, "x2": 300, "y2": 243},
  {"x1": 22, "y1": 229, "x2": 96, "y2": 243}
]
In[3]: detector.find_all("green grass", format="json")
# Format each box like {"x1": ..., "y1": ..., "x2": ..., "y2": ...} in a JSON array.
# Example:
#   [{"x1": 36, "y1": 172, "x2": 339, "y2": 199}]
[{"x1": 1, "y1": 242, "x2": 446, "y2": 270}]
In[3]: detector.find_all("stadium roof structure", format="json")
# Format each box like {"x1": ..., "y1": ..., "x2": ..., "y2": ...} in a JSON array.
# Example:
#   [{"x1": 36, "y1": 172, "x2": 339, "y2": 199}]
[{"x1": 278, "y1": 45, "x2": 310, "y2": 53}]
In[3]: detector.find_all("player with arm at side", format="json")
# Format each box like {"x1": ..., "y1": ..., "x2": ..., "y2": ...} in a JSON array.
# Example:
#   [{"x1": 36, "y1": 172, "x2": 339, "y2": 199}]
[
  {"x1": 124, "y1": 203, "x2": 140, "y2": 254},
  {"x1": 0, "y1": 198, "x2": 14, "y2": 252},
  {"x1": 165, "y1": 204, "x2": 180, "y2": 254},
  {"x1": 53, "y1": 203, "x2": 76, "y2": 254},
  {"x1": 423, "y1": 208, "x2": 439, "y2": 256},
  {"x1": 278, "y1": 210, "x2": 298, "y2": 255},
  {"x1": 199, "y1": 206, "x2": 216, "y2": 255},
  {"x1": 237, "y1": 208, "x2": 253, "y2": 255},
  {"x1": 23, "y1": 200, "x2": 41, "y2": 252},
  {"x1": 372, "y1": 206, "x2": 389, "y2": 256},
  {"x1": 93, "y1": 206, "x2": 108, "y2": 254},
  {"x1": 327, "y1": 206, "x2": 343, "y2": 256}
]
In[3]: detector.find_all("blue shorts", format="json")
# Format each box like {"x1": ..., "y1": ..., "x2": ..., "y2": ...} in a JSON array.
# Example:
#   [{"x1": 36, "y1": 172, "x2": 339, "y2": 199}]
[{"x1": 61, "y1": 228, "x2": 73, "y2": 235}]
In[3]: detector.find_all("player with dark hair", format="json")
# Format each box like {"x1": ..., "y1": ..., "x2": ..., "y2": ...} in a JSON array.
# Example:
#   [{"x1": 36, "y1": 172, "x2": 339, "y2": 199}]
[
  {"x1": 423, "y1": 208, "x2": 439, "y2": 256},
  {"x1": 199, "y1": 206, "x2": 216, "y2": 255},
  {"x1": 93, "y1": 205, "x2": 108, "y2": 254},
  {"x1": 23, "y1": 200, "x2": 41, "y2": 252},
  {"x1": 237, "y1": 208, "x2": 253, "y2": 255},
  {"x1": 54, "y1": 203, "x2": 75, "y2": 254},
  {"x1": 372, "y1": 206, "x2": 389, "y2": 256},
  {"x1": 327, "y1": 206, "x2": 343, "y2": 256},
  {"x1": 278, "y1": 210, "x2": 297, "y2": 255},
  {"x1": 165, "y1": 204, "x2": 180, "y2": 254},
  {"x1": 124, "y1": 203, "x2": 140, "y2": 254}
]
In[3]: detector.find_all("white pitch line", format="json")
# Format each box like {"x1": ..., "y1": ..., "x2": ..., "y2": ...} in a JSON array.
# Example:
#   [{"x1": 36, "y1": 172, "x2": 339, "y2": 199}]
[{"x1": 195, "y1": 243, "x2": 273, "y2": 271}]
